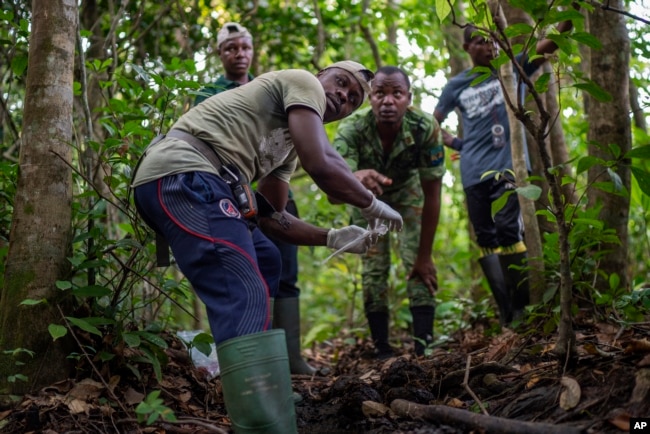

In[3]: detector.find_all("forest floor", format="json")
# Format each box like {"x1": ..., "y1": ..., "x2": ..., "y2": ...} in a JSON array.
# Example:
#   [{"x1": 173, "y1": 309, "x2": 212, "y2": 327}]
[{"x1": 1, "y1": 311, "x2": 649, "y2": 434}]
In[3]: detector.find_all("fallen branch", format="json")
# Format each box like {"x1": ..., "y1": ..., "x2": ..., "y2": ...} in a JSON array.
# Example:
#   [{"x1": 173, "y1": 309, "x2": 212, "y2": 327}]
[
  {"x1": 390, "y1": 399, "x2": 585, "y2": 434},
  {"x1": 462, "y1": 355, "x2": 488, "y2": 415}
]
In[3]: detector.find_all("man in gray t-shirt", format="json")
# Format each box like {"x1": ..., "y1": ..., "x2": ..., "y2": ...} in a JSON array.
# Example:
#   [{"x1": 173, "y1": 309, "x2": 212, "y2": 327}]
[{"x1": 434, "y1": 18, "x2": 574, "y2": 327}]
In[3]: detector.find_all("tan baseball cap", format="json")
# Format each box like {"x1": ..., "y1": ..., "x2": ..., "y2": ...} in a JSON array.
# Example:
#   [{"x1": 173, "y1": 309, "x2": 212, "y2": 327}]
[
  {"x1": 321, "y1": 60, "x2": 374, "y2": 100},
  {"x1": 217, "y1": 22, "x2": 253, "y2": 49}
]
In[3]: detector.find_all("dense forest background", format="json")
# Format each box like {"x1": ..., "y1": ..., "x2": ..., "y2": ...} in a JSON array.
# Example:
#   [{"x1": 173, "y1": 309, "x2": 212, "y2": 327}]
[{"x1": 0, "y1": 0, "x2": 649, "y2": 402}]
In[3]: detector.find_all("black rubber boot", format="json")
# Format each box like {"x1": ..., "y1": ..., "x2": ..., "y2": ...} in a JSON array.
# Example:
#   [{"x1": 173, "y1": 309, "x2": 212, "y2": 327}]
[
  {"x1": 273, "y1": 297, "x2": 317, "y2": 375},
  {"x1": 366, "y1": 311, "x2": 394, "y2": 359},
  {"x1": 479, "y1": 254, "x2": 513, "y2": 326},
  {"x1": 410, "y1": 306, "x2": 434, "y2": 356},
  {"x1": 499, "y1": 252, "x2": 530, "y2": 322}
]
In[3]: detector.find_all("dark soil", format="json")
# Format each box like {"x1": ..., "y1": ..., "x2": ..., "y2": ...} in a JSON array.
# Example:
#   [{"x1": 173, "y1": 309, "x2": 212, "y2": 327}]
[{"x1": 2, "y1": 315, "x2": 649, "y2": 434}]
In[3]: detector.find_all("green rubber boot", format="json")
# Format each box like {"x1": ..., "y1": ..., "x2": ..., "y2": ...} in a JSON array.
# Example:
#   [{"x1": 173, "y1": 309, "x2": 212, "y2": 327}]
[{"x1": 216, "y1": 330, "x2": 297, "y2": 434}]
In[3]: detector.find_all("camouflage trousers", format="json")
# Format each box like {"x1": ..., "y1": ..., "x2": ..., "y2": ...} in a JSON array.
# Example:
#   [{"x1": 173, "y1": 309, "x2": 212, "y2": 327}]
[{"x1": 353, "y1": 182, "x2": 436, "y2": 314}]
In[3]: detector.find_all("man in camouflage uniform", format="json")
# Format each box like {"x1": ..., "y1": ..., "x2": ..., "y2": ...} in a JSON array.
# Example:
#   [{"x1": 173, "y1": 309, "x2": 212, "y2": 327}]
[{"x1": 333, "y1": 66, "x2": 445, "y2": 358}]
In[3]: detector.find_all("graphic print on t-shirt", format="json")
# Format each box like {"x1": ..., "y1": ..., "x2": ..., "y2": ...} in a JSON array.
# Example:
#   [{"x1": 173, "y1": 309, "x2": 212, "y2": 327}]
[
  {"x1": 459, "y1": 79, "x2": 504, "y2": 120},
  {"x1": 258, "y1": 127, "x2": 292, "y2": 173}
]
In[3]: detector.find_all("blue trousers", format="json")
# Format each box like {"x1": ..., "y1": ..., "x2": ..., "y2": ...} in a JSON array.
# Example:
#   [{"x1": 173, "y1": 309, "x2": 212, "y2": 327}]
[{"x1": 134, "y1": 172, "x2": 281, "y2": 344}]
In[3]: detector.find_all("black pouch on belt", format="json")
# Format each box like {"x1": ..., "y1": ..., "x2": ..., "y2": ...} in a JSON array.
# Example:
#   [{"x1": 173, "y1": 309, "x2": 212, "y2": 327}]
[{"x1": 219, "y1": 164, "x2": 258, "y2": 219}]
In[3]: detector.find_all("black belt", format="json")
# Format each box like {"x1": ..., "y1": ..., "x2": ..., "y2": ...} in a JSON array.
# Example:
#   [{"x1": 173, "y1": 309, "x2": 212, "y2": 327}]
[
  {"x1": 135, "y1": 129, "x2": 224, "y2": 268},
  {"x1": 167, "y1": 129, "x2": 223, "y2": 170}
]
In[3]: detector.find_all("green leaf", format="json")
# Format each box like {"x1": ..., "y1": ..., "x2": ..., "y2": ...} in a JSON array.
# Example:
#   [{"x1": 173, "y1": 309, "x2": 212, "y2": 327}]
[
  {"x1": 491, "y1": 190, "x2": 513, "y2": 218},
  {"x1": 574, "y1": 82, "x2": 612, "y2": 102},
  {"x1": 136, "y1": 331, "x2": 168, "y2": 349},
  {"x1": 503, "y1": 23, "x2": 534, "y2": 39},
  {"x1": 11, "y1": 56, "x2": 28, "y2": 76},
  {"x1": 48, "y1": 324, "x2": 67, "y2": 341},
  {"x1": 609, "y1": 273, "x2": 620, "y2": 290},
  {"x1": 534, "y1": 72, "x2": 551, "y2": 94},
  {"x1": 625, "y1": 145, "x2": 650, "y2": 159},
  {"x1": 56, "y1": 280, "x2": 73, "y2": 290},
  {"x1": 631, "y1": 166, "x2": 650, "y2": 197},
  {"x1": 546, "y1": 34, "x2": 572, "y2": 55},
  {"x1": 19, "y1": 298, "x2": 46, "y2": 306},
  {"x1": 570, "y1": 32, "x2": 602, "y2": 49},
  {"x1": 576, "y1": 155, "x2": 604, "y2": 174},
  {"x1": 435, "y1": 0, "x2": 453, "y2": 22},
  {"x1": 123, "y1": 332, "x2": 142, "y2": 347},
  {"x1": 573, "y1": 218, "x2": 604, "y2": 229},
  {"x1": 516, "y1": 184, "x2": 542, "y2": 200},
  {"x1": 72, "y1": 285, "x2": 112, "y2": 298},
  {"x1": 140, "y1": 346, "x2": 163, "y2": 382},
  {"x1": 66, "y1": 317, "x2": 102, "y2": 336}
]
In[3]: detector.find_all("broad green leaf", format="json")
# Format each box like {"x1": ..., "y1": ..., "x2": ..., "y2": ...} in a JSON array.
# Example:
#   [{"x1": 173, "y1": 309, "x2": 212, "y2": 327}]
[
  {"x1": 546, "y1": 34, "x2": 572, "y2": 55},
  {"x1": 516, "y1": 184, "x2": 542, "y2": 200},
  {"x1": 72, "y1": 285, "x2": 112, "y2": 298},
  {"x1": 626, "y1": 145, "x2": 650, "y2": 159},
  {"x1": 631, "y1": 166, "x2": 650, "y2": 197},
  {"x1": 576, "y1": 156, "x2": 603, "y2": 174},
  {"x1": 19, "y1": 298, "x2": 46, "y2": 306},
  {"x1": 435, "y1": 0, "x2": 452, "y2": 22},
  {"x1": 570, "y1": 32, "x2": 602, "y2": 49},
  {"x1": 11, "y1": 55, "x2": 28, "y2": 76},
  {"x1": 534, "y1": 72, "x2": 551, "y2": 94},
  {"x1": 137, "y1": 331, "x2": 168, "y2": 349},
  {"x1": 592, "y1": 181, "x2": 627, "y2": 197},
  {"x1": 491, "y1": 190, "x2": 513, "y2": 218},
  {"x1": 66, "y1": 317, "x2": 102, "y2": 336},
  {"x1": 48, "y1": 324, "x2": 67, "y2": 341},
  {"x1": 123, "y1": 332, "x2": 142, "y2": 347},
  {"x1": 572, "y1": 218, "x2": 604, "y2": 229},
  {"x1": 140, "y1": 346, "x2": 163, "y2": 382},
  {"x1": 574, "y1": 82, "x2": 612, "y2": 102},
  {"x1": 503, "y1": 23, "x2": 534, "y2": 39},
  {"x1": 609, "y1": 273, "x2": 620, "y2": 290}
]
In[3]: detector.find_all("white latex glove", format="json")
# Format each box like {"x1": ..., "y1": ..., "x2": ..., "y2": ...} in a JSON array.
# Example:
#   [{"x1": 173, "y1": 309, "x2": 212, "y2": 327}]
[
  {"x1": 360, "y1": 195, "x2": 403, "y2": 232},
  {"x1": 326, "y1": 226, "x2": 372, "y2": 254}
]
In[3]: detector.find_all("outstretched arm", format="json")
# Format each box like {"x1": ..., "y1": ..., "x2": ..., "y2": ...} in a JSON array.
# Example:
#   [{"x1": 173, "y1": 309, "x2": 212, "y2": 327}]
[
  {"x1": 256, "y1": 176, "x2": 372, "y2": 253},
  {"x1": 285, "y1": 106, "x2": 402, "y2": 232},
  {"x1": 288, "y1": 106, "x2": 374, "y2": 208}
]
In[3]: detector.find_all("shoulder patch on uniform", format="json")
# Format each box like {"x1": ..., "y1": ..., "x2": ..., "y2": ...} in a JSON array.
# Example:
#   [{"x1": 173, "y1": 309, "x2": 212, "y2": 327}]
[{"x1": 219, "y1": 198, "x2": 241, "y2": 218}]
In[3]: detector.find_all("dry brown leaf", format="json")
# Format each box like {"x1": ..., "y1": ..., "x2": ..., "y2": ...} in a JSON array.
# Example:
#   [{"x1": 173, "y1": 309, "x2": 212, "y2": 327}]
[
  {"x1": 178, "y1": 390, "x2": 192, "y2": 403},
  {"x1": 67, "y1": 378, "x2": 104, "y2": 400},
  {"x1": 559, "y1": 376, "x2": 581, "y2": 410},
  {"x1": 124, "y1": 387, "x2": 144, "y2": 405},
  {"x1": 607, "y1": 408, "x2": 630, "y2": 430},
  {"x1": 362, "y1": 401, "x2": 392, "y2": 418},
  {"x1": 446, "y1": 397, "x2": 465, "y2": 408},
  {"x1": 623, "y1": 338, "x2": 650, "y2": 354},
  {"x1": 526, "y1": 374, "x2": 541, "y2": 390},
  {"x1": 66, "y1": 398, "x2": 91, "y2": 415}
]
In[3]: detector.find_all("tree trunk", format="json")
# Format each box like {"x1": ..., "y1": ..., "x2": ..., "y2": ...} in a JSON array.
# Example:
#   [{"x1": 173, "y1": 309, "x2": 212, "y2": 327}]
[
  {"x1": 0, "y1": 0, "x2": 77, "y2": 397},
  {"x1": 492, "y1": 3, "x2": 544, "y2": 303},
  {"x1": 586, "y1": 1, "x2": 632, "y2": 292}
]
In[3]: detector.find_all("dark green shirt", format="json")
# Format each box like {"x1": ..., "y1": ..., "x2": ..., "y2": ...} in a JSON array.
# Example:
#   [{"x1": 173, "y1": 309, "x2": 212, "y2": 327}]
[
  {"x1": 194, "y1": 73, "x2": 256, "y2": 105},
  {"x1": 333, "y1": 106, "x2": 446, "y2": 195}
]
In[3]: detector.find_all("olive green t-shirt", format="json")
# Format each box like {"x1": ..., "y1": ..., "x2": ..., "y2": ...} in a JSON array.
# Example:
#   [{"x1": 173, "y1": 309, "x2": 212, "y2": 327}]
[{"x1": 132, "y1": 69, "x2": 326, "y2": 186}]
